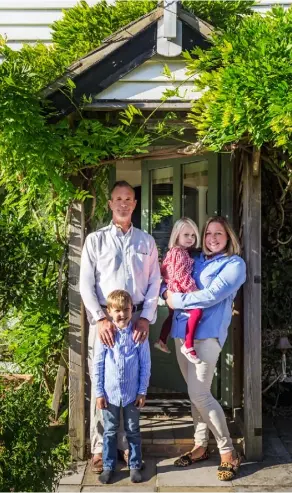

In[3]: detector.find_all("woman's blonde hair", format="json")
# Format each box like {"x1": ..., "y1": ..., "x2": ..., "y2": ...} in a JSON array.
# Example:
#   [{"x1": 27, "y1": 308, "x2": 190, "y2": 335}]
[
  {"x1": 202, "y1": 216, "x2": 241, "y2": 256},
  {"x1": 168, "y1": 217, "x2": 200, "y2": 249}
]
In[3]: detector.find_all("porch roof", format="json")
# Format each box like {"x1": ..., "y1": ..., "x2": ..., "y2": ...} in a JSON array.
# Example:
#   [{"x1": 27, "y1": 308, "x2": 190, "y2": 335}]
[{"x1": 43, "y1": 5, "x2": 213, "y2": 121}]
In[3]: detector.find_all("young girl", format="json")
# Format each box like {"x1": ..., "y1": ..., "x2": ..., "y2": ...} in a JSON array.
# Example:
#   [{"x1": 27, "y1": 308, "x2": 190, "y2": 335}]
[{"x1": 154, "y1": 217, "x2": 202, "y2": 364}]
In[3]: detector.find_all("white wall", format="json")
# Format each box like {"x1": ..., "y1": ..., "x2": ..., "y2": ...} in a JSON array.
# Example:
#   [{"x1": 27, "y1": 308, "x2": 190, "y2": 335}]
[
  {"x1": 95, "y1": 55, "x2": 201, "y2": 101},
  {"x1": 252, "y1": 0, "x2": 291, "y2": 12},
  {"x1": 0, "y1": 0, "x2": 112, "y2": 50}
]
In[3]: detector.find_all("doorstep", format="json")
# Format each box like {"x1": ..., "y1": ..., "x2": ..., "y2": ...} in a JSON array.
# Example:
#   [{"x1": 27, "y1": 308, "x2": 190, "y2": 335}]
[{"x1": 140, "y1": 414, "x2": 243, "y2": 456}]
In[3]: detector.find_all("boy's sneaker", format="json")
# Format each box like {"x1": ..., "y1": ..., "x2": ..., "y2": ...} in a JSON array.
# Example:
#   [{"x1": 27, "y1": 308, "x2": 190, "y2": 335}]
[
  {"x1": 180, "y1": 343, "x2": 201, "y2": 364},
  {"x1": 99, "y1": 470, "x2": 114, "y2": 484},
  {"x1": 130, "y1": 468, "x2": 142, "y2": 483}
]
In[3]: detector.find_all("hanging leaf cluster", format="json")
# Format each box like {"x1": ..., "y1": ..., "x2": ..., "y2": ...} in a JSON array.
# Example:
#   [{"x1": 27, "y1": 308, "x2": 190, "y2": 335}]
[{"x1": 186, "y1": 7, "x2": 292, "y2": 154}]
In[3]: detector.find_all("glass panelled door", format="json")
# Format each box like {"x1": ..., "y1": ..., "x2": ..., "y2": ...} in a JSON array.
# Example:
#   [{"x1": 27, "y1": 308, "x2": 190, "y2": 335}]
[
  {"x1": 151, "y1": 167, "x2": 174, "y2": 260},
  {"x1": 141, "y1": 155, "x2": 219, "y2": 392}
]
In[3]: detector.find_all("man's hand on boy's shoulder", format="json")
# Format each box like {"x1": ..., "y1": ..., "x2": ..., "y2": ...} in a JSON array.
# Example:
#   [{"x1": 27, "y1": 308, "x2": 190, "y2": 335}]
[
  {"x1": 133, "y1": 318, "x2": 149, "y2": 343},
  {"x1": 135, "y1": 394, "x2": 146, "y2": 408},
  {"x1": 97, "y1": 318, "x2": 116, "y2": 347},
  {"x1": 96, "y1": 396, "x2": 107, "y2": 409}
]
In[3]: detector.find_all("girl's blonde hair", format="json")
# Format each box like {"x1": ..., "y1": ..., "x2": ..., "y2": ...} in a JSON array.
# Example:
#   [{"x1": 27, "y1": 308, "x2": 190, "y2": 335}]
[
  {"x1": 202, "y1": 216, "x2": 241, "y2": 256},
  {"x1": 168, "y1": 217, "x2": 200, "y2": 249}
]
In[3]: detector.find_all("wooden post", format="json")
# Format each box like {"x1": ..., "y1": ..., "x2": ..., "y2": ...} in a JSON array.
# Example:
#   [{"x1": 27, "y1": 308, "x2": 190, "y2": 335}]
[
  {"x1": 68, "y1": 201, "x2": 86, "y2": 460},
  {"x1": 242, "y1": 151, "x2": 262, "y2": 461},
  {"x1": 232, "y1": 151, "x2": 244, "y2": 411}
]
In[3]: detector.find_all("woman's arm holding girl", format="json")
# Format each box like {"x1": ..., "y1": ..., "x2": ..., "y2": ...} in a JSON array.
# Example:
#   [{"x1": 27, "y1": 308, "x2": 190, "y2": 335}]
[{"x1": 166, "y1": 257, "x2": 246, "y2": 310}]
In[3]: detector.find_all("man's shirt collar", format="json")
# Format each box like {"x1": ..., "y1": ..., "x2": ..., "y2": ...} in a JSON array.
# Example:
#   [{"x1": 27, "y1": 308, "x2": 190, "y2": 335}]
[{"x1": 110, "y1": 220, "x2": 133, "y2": 237}]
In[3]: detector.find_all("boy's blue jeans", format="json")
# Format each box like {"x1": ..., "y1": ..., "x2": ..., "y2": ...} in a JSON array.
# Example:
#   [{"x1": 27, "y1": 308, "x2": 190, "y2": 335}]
[{"x1": 102, "y1": 401, "x2": 142, "y2": 471}]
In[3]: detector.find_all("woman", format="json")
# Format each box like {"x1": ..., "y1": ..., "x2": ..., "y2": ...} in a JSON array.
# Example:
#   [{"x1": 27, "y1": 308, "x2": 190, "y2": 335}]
[{"x1": 164, "y1": 216, "x2": 246, "y2": 481}]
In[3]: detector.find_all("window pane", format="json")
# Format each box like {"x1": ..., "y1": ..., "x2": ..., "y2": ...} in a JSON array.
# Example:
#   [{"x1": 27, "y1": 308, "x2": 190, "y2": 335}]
[
  {"x1": 183, "y1": 161, "x2": 208, "y2": 234},
  {"x1": 151, "y1": 167, "x2": 173, "y2": 259}
]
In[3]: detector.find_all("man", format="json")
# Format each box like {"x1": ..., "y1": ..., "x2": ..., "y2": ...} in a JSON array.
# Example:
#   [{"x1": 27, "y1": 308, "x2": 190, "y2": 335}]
[{"x1": 80, "y1": 180, "x2": 160, "y2": 473}]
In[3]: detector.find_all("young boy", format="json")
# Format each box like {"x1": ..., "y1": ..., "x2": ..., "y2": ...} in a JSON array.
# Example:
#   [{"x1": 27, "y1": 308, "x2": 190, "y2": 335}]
[{"x1": 94, "y1": 290, "x2": 151, "y2": 484}]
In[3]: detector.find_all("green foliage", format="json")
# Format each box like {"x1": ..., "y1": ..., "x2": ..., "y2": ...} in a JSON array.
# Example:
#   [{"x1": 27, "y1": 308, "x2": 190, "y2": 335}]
[
  {"x1": 0, "y1": 0, "x2": 176, "y2": 387},
  {"x1": 9, "y1": 0, "x2": 253, "y2": 87},
  {"x1": 183, "y1": 0, "x2": 255, "y2": 29},
  {"x1": 0, "y1": 382, "x2": 70, "y2": 492},
  {"x1": 51, "y1": 0, "x2": 254, "y2": 68},
  {"x1": 152, "y1": 196, "x2": 173, "y2": 229},
  {"x1": 186, "y1": 7, "x2": 292, "y2": 154},
  {"x1": 51, "y1": 1, "x2": 156, "y2": 65}
]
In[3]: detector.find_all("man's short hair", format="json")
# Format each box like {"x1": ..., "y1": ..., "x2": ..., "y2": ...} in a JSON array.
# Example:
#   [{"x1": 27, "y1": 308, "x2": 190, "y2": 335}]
[
  {"x1": 110, "y1": 180, "x2": 135, "y2": 199},
  {"x1": 107, "y1": 290, "x2": 133, "y2": 310}
]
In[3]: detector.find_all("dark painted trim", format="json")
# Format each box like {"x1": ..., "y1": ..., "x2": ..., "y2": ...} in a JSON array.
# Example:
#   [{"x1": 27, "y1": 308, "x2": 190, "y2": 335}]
[
  {"x1": 47, "y1": 23, "x2": 157, "y2": 122},
  {"x1": 45, "y1": 19, "x2": 210, "y2": 123},
  {"x1": 182, "y1": 22, "x2": 211, "y2": 51}
]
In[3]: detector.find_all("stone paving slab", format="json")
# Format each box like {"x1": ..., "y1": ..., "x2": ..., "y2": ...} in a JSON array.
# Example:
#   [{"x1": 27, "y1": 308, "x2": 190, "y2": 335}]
[
  {"x1": 232, "y1": 460, "x2": 292, "y2": 489},
  {"x1": 82, "y1": 458, "x2": 157, "y2": 489},
  {"x1": 59, "y1": 461, "x2": 87, "y2": 485},
  {"x1": 58, "y1": 486, "x2": 81, "y2": 492},
  {"x1": 82, "y1": 487, "x2": 156, "y2": 492},
  {"x1": 57, "y1": 416, "x2": 292, "y2": 492},
  {"x1": 156, "y1": 456, "x2": 229, "y2": 490},
  {"x1": 58, "y1": 457, "x2": 292, "y2": 492}
]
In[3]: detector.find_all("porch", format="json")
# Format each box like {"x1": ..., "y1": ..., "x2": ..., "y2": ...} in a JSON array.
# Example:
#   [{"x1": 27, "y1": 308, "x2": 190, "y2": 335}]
[
  {"x1": 58, "y1": 414, "x2": 292, "y2": 492},
  {"x1": 47, "y1": 3, "x2": 263, "y2": 463}
]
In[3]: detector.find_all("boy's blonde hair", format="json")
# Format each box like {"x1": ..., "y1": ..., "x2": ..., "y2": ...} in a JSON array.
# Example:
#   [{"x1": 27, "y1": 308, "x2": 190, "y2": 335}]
[
  {"x1": 202, "y1": 216, "x2": 241, "y2": 256},
  {"x1": 168, "y1": 217, "x2": 200, "y2": 249},
  {"x1": 107, "y1": 290, "x2": 133, "y2": 310}
]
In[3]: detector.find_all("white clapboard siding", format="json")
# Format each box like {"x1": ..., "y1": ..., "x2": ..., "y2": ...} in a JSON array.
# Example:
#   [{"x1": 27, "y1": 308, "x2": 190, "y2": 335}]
[
  {"x1": 1, "y1": 26, "x2": 52, "y2": 41},
  {"x1": 97, "y1": 81, "x2": 201, "y2": 101},
  {"x1": 0, "y1": 0, "x2": 110, "y2": 49},
  {"x1": 0, "y1": 11, "x2": 64, "y2": 25},
  {"x1": 120, "y1": 60, "x2": 194, "y2": 83},
  {"x1": 4, "y1": 41, "x2": 51, "y2": 50},
  {"x1": 0, "y1": 0, "x2": 102, "y2": 8},
  {"x1": 96, "y1": 56, "x2": 201, "y2": 101},
  {"x1": 253, "y1": 0, "x2": 292, "y2": 11}
]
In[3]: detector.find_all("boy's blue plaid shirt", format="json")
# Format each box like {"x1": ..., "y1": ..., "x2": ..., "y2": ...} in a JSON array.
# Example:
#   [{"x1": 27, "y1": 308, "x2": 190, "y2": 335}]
[{"x1": 94, "y1": 322, "x2": 151, "y2": 407}]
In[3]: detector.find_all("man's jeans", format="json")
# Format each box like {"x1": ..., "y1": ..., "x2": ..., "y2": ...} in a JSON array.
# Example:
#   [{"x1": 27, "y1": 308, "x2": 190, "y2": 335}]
[{"x1": 102, "y1": 401, "x2": 142, "y2": 471}]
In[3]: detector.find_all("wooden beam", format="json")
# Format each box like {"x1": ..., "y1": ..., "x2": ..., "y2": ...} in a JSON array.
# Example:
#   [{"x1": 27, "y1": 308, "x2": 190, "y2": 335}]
[
  {"x1": 220, "y1": 152, "x2": 234, "y2": 409},
  {"x1": 68, "y1": 201, "x2": 85, "y2": 460},
  {"x1": 242, "y1": 151, "x2": 262, "y2": 461},
  {"x1": 51, "y1": 342, "x2": 68, "y2": 419},
  {"x1": 83, "y1": 101, "x2": 192, "y2": 111},
  {"x1": 232, "y1": 151, "x2": 244, "y2": 411}
]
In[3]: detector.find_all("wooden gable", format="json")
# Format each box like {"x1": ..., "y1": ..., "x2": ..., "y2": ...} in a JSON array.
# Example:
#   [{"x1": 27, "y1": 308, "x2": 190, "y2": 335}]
[{"x1": 44, "y1": 6, "x2": 212, "y2": 121}]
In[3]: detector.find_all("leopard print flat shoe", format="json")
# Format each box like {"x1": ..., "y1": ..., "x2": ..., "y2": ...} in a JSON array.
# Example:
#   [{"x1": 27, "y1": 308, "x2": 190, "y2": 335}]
[
  {"x1": 174, "y1": 449, "x2": 209, "y2": 467},
  {"x1": 217, "y1": 454, "x2": 241, "y2": 481}
]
